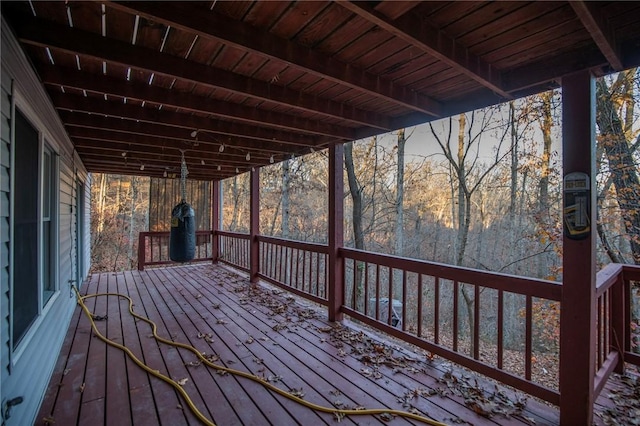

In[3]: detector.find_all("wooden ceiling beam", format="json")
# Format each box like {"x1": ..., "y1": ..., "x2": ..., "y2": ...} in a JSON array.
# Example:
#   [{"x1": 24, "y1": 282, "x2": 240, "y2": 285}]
[
  {"x1": 74, "y1": 142, "x2": 266, "y2": 166},
  {"x1": 338, "y1": 1, "x2": 511, "y2": 100},
  {"x1": 39, "y1": 65, "x2": 348, "y2": 141},
  {"x1": 570, "y1": 1, "x2": 623, "y2": 71},
  {"x1": 78, "y1": 152, "x2": 248, "y2": 172},
  {"x1": 79, "y1": 159, "x2": 229, "y2": 181},
  {"x1": 65, "y1": 124, "x2": 295, "y2": 159},
  {"x1": 107, "y1": 1, "x2": 441, "y2": 117},
  {"x1": 55, "y1": 105, "x2": 306, "y2": 154},
  {"x1": 501, "y1": 46, "x2": 609, "y2": 93},
  {"x1": 10, "y1": 11, "x2": 391, "y2": 130}
]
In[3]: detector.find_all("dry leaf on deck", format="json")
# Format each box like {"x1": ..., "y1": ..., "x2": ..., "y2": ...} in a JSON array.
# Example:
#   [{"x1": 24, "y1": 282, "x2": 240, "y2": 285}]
[{"x1": 177, "y1": 378, "x2": 189, "y2": 386}]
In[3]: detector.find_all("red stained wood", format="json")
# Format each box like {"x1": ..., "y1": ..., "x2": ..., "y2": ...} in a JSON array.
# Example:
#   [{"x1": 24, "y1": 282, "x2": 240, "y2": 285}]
[{"x1": 38, "y1": 264, "x2": 639, "y2": 425}]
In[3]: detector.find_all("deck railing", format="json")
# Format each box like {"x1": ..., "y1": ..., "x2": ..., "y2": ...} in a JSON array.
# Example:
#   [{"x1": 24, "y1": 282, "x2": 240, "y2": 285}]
[
  {"x1": 257, "y1": 235, "x2": 329, "y2": 305},
  {"x1": 340, "y1": 248, "x2": 562, "y2": 405},
  {"x1": 594, "y1": 263, "x2": 640, "y2": 398},
  {"x1": 138, "y1": 230, "x2": 640, "y2": 407},
  {"x1": 217, "y1": 231, "x2": 251, "y2": 271},
  {"x1": 137, "y1": 230, "x2": 214, "y2": 270}
]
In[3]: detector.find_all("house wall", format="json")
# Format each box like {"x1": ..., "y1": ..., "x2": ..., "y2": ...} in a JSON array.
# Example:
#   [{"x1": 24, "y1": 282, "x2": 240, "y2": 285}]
[{"x1": 0, "y1": 19, "x2": 91, "y2": 425}]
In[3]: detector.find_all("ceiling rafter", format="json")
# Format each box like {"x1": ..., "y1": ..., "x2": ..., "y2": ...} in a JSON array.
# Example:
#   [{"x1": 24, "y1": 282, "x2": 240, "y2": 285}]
[
  {"x1": 570, "y1": 1, "x2": 623, "y2": 71},
  {"x1": 39, "y1": 65, "x2": 352, "y2": 141},
  {"x1": 10, "y1": 11, "x2": 392, "y2": 131},
  {"x1": 73, "y1": 139, "x2": 266, "y2": 165},
  {"x1": 79, "y1": 155, "x2": 232, "y2": 178},
  {"x1": 44, "y1": 87, "x2": 322, "y2": 148},
  {"x1": 60, "y1": 112, "x2": 302, "y2": 155},
  {"x1": 338, "y1": 1, "x2": 511, "y2": 100},
  {"x1": 106, "y1": 1, "x2": 442, "y2": 117}
]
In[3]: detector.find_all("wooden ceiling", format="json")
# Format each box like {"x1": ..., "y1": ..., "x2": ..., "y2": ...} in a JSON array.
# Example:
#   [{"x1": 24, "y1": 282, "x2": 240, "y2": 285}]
[{"x1": 3, "y1": 1, "x2": 640, "y2": 181}]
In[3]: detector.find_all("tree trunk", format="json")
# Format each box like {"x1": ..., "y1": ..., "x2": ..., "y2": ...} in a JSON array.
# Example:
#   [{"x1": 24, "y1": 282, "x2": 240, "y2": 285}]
[
  {"x1": 395, "y1": 129, "x2": 406, "y2": 257},
  {"x1": 127, "y1": 176, "x2": 138, "y2": 269},
  {"x1": 345, "y1": 142, "x2": 365, "y2": 310},
  {"x1": 509, "y1": 101, "x2": 518, "y2": 221},
  {"x1": 282, "y1": 160, "x2": 290, "y2": 239},
  {"x1": 596, "y1": 75, "x2": 640, "y2": 264}
]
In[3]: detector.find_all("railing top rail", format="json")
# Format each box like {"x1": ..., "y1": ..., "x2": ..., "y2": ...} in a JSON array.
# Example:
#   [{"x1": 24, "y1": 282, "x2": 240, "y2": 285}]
[
  {"x1": 340, "y1": 247, "x2": 562, "y2": 301},
  {"x1": 257, "y1": 235, "x2": 329, "y2": 253},
  {"x1": 595, "y1": 263, "x2": 624, "y2": 296},
  {"x1": 216, "y1": 230, "x2": 251, "y2": 240},
  {"x1": 622, "y1": 263, "x2": 640, "y2": 281},
  {"x1": 140, "y1": 230, "x2": 213, "y2": 236}
]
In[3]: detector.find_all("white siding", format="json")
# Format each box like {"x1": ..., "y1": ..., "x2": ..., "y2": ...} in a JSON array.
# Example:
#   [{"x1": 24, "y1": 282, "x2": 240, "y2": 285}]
[{"x1": 1, "y1": 19, "x2": 92, "y2": 426}]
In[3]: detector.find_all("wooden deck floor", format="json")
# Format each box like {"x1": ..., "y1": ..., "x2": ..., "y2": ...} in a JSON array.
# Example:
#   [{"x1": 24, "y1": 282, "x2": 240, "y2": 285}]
[{"x1": 35, "y1": 264, "x2": 635, "y2": 426}]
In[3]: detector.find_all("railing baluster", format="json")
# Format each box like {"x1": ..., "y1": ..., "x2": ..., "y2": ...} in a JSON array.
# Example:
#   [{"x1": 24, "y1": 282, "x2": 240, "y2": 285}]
[
  {"x1": 315, "y1": 252, "x2": 320, "y2": 297},
  {"x1": 434, "y1": 276, "x2": 440, "y2": 345},
  {"x1": 453, "y1": 280, "x2": 459, "y2": 352},
  {"x1": 302, "y1": 250, "x2": 307, "y2": 293},
  {"x1": 525, "y1": 295, "x2": 532, "y2": 381},
  {"x1": 375, "y1": 264, "x2": 381, "y2": 322},
  {"x1": 597, "y1": 295, "x2": 603, "y2": 368},
  {"x1": 474, "y1": 284, "x2": 480, "y2": 360},
  {"x1": 388, "y1": 267, "x2": 393, "y2": 326},
  {"x1": 402, "y1": 270, "x2": 407, "y2": 331},
  {"x1": 498, "y1": 290, "x2": 504, "y2": 369},
  {"x1": 351, "y1": 259, "x2": 356, "y2": 309},
  {"x1": 364, "y1": 262, "x2": 369, "y2": 316},
  {"x1": 417, "y1": 274, "x2": 423, "y2": 338}
]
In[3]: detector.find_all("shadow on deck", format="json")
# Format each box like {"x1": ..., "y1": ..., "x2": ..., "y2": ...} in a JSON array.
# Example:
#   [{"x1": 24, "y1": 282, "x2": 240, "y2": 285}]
[{"x1": 36, "y1": 264, "x2": 637, "y2": 425}]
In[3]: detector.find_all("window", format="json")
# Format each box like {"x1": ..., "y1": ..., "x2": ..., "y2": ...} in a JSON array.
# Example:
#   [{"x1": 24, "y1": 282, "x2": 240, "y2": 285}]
[
  {"x1": 42, "y1": 144, "x2": 57, "y2": 305},
  {"x1": 12, "y1": 109, "x2": 59, "y2": 349},
  {"x1": 13, "y1": 109, "x2": 39, "y2": 348}
]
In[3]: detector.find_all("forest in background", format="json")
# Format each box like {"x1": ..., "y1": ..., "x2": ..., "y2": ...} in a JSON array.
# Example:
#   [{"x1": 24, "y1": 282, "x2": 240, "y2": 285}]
[{"x1": 90, "y1": 70, "x2": 640, "y2": 363}]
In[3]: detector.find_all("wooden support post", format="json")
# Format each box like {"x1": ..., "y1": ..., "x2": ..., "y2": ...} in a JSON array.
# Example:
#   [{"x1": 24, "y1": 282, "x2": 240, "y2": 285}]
[
  {"x1": 328, "y1": 144, "x2": 344, "y2": 322},
  {"x1": 137, "y1": 232, "x2": 146, "y2": 271},
  {"x1": 250, "y1": 168, "x2": 260, "y2": 284},
  {"x1": 559, "y1": 70, "x2": 597, "y2": 425},
  {"x1": 212, "y1": 180, "x2": 220, "y2": 263}
]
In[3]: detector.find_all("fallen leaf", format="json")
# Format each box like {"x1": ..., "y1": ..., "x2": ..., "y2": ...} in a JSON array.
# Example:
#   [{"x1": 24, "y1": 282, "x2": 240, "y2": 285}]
[
  {"x1": 63, "y1": 369, "x2": 71, "y2": 376},
  {"x1": 177, "y1": 378, "x2": 189, "y2": 386},
  {"x1": 42, "y1": 416, "x2": 55, "y2": 424},
  {"x1": 289, "y1": 388, "x2": 305, "y2": 398},
  {"x1": 246, "y1": 336, "x2": 254, "y2": 344},
  {"x1": 79, "y1": 383, "x2": 85, "y2": 393}
]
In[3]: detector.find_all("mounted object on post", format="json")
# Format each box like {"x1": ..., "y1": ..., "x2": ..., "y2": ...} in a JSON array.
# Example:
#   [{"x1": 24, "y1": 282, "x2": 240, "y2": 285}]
[{"x1": 170, "y1": 150, "x2": 196, "y2": 262}]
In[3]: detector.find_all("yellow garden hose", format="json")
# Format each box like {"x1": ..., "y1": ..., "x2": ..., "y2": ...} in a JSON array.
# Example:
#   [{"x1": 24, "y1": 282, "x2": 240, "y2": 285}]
[{"x1": 73, "y1": 286, "x2": 448, "y2": 426}]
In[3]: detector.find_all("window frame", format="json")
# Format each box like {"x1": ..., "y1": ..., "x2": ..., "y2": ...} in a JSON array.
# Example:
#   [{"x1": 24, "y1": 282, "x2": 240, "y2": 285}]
[{"x1": 9, "y1": 89, "x2": 61, "y2": 361}]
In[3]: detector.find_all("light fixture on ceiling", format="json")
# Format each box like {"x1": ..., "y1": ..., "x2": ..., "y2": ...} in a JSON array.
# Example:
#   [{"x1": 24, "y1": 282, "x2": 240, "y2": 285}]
[
  {"x1": 269, "y1": 154, "x2": 274, "y2": 164},
  {"x1": 310, "y1": 147, "x2": 315, "y2": 153},
  {"x1": 201, "y1": 160, "x2": 205, "y2": 165},
  {"x1": 246, "y1": 152, "x2": 251, "y2": 161},
  {"x1": 217, "y1": 165, "x2": 221, "y2": 171},
  {"x1": 219, "y1": 143, "x2": 225, "y2": 153},
  {"x1": 251, "y1": 167, "x2": 255, "y2": 172},
  {"x1": 235, "y1": 167, "x2": 239, "y2": 174},
  {"x1": 163, "y1": 170, "x2": 168, "y2": 177},
  {"x1": 121, "y1": 151, "x2": 127, "y2": 157},
  {"x1": 139, "y1": 164, "x2": 145, "y2": 171},
  {"x1": 190, "y1": 129, "x2": 198, "y2": 138}
]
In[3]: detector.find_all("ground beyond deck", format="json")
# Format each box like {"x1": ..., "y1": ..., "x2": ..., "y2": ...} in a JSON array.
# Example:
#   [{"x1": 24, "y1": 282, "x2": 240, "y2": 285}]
[{"x1": 35, "y1": 264, "x2": 634, "y2": 425}]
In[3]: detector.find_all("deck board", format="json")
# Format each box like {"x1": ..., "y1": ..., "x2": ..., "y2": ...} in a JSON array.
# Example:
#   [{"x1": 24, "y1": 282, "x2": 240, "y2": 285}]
[{"x1": 36, "y1": 264, "x2": 635, "y2": 426}]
